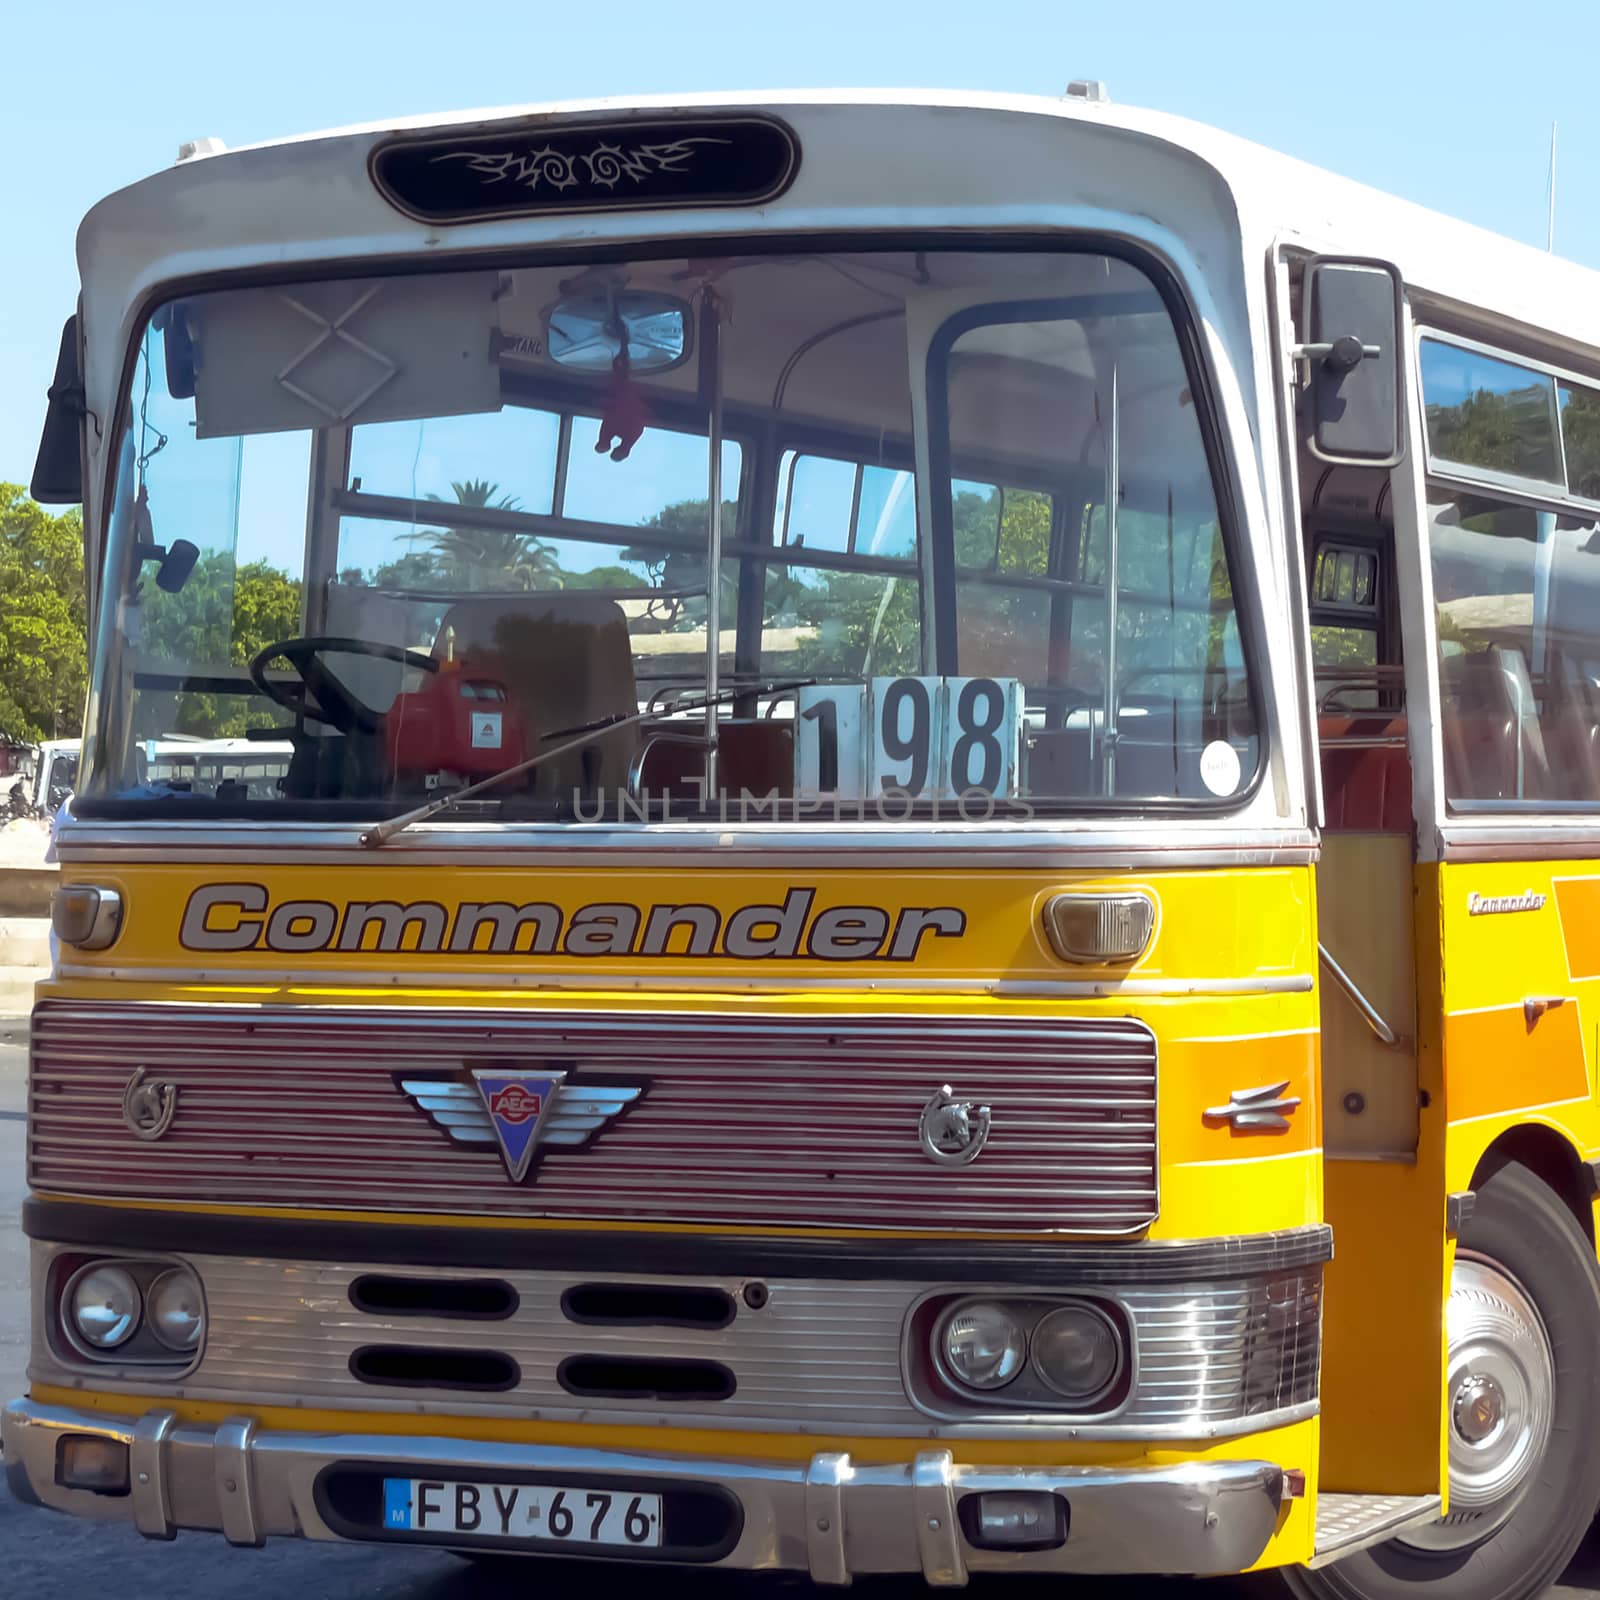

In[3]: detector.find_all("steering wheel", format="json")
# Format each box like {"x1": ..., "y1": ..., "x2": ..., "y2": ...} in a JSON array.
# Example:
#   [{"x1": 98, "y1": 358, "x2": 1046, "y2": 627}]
[{"x1": 248, "y1": 636, "x2": 439, "y2": 735}]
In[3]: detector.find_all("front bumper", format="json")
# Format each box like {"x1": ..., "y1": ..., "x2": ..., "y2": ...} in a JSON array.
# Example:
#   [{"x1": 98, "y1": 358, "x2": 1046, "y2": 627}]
[{"x1": 4, "y1": 1398, "x2": 1285, "y2": 1581}]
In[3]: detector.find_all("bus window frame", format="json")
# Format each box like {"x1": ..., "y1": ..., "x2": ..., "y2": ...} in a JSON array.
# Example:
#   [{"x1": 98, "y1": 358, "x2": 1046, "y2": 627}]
[
  {"x1": 84, "y1": 231, "x2": 1275, "y2": 829},
  {"x1": 1418, "y1": 320, "x2": 1600, "y2": 820},
  {"x1": 1419, "y1": 327, "x2": 1600, "y2": 516},
  {"x1": 924, "y1": 280, "x2": 1270, "y2": 817}
]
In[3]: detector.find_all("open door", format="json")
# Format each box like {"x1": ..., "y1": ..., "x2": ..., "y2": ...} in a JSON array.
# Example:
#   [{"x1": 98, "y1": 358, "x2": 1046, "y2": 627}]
[{"x1": 1275, "y1": 249, "x2": 1449, "y2": 1552}]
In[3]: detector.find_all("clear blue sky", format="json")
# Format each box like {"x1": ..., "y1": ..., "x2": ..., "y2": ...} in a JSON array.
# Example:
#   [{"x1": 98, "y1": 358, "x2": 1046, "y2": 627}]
[{"x1": 4, "y1": 0, "x2": 1596, "y2": 489}]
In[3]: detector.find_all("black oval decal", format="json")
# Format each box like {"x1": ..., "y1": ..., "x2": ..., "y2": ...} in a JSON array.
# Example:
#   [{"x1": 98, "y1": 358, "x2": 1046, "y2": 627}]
[{"x1": 370, "y1": 116, "x2": 799, "y2": 224}]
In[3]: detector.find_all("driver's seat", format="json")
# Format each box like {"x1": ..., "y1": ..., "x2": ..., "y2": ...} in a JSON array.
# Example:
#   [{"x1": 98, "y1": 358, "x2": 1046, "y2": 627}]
[{"x1": 432, "y1": 594, "x2": 637, "y2": 803}]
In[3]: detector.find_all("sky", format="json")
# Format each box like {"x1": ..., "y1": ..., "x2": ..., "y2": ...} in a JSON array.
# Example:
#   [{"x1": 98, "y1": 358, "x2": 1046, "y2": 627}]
[{"x1": 3, "y1": 0, "x2": 1597, "y2": 493}]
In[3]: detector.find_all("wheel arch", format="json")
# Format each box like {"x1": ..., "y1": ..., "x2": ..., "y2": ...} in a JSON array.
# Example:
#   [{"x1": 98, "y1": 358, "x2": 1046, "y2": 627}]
[{"x1": 1470, "y1": 1123, "x2": 1596, "y2": 1249}]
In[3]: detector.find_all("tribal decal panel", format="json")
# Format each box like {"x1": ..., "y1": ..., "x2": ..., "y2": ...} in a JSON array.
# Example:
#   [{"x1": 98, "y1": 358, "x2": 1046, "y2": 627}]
[{"x1": 58, "y1": 863, "x2": 1317, "y2": 986}]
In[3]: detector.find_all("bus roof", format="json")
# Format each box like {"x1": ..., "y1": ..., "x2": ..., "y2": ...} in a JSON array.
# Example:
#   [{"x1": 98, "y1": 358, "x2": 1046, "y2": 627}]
[{"x1": 90, "y1": 88, "x2": 1600, "y2": 359}]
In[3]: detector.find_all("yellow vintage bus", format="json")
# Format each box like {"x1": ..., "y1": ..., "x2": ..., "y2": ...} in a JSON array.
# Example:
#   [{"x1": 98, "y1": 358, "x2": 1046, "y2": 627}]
[{"x1": 8, "y1": 87, "x2": 1600, "y2": 1600}]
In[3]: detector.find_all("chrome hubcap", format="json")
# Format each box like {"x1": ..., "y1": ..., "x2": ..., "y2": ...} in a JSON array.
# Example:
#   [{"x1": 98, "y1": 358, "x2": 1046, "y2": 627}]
[{"x1": 1400, "y1": 1255, "x2": 1555, "y2": 1554}]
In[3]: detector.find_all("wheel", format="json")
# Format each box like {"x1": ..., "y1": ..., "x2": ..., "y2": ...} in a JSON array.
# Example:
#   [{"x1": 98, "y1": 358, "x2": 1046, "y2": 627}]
[{"x1": 1285, "y1": 1162, "x2": 1600, "y2": 1600}]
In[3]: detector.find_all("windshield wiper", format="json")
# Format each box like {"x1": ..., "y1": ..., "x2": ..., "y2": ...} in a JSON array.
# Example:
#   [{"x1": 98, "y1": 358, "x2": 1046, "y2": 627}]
[{"x1": 359, "y1": 678, "x2": 815, "y2": 848}]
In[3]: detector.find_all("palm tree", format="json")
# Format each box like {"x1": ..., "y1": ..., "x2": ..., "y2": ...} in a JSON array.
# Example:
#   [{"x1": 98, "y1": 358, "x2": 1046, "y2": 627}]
[{"x1": 417, "y1": 479, "x2": 564, "y2": 591}]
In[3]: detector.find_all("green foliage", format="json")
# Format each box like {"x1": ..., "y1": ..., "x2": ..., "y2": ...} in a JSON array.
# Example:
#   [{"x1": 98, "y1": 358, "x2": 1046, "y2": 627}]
[
  {"x1": 787, "y1": 570, "x2": 921, "y2": 677},
  {"x1": 622, "y1": 498, "x2": 740, "y2": 625},
  {"x1": 1426, "y1": 386, "x2": 1561, "y2": 483},
  {"x1": 413, "y1": 479, "x2": 564, "y2": 591},
  {"x1": 0, "y1": 485, "x2": 87, "y2": 742},
  {"x1": 1562, "y1": 386, "x2": 1600, "y2": 499},
  {"x1": 140, "y1": 551, "x2": 303, "y2": 735}
]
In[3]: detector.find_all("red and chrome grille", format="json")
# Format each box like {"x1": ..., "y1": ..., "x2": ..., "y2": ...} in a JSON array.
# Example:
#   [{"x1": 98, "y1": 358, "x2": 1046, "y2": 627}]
[{"x1": 27, "y1": 1002, "x2": 1158, "y2": 1233}]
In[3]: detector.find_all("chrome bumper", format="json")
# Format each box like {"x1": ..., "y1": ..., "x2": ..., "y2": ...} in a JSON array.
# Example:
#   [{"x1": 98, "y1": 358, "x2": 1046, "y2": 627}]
[{"x1": 4, "y1": 1398, "x2": 1286, "y2": 1581}]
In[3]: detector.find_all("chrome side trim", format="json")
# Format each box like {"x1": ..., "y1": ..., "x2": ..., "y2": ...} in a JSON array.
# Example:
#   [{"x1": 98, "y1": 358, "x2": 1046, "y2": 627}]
[
  {"x1": 1439, "y1": 824, "x2": 1600, "y2": 863},
  {"x1": 53, "y1": 819, "x2": 1319, "y2": 868},
  {"x1": 2, "y1": 1398, "x2": 1288, "y2": 1577},
  {"x1": 53, "y1": 961, "x2": 1314, "y2": 998}
]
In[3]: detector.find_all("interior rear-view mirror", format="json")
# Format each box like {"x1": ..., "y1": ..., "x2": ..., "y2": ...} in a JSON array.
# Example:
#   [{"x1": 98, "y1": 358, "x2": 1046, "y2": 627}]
[
  {"x1": 1300, "y1": 258, "x2": 1405, "y2": 467},
  {"x1": 545, "y1": 290, "x2": 691, "y2": 374}
]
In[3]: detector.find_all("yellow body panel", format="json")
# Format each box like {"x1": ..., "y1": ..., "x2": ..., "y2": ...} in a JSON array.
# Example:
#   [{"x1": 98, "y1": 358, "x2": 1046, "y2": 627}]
[
  {"x1": 36, "y1": 857, "x2": 1331, "y2": 1566},
  {"x1": 1435, "y1": 860, "x2": 1600, "y2": 1189}
]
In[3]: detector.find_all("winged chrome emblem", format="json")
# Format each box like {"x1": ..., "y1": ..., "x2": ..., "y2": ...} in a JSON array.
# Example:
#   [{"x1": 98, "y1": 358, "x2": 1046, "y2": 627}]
[
  {"x1": 399, "y1": 1069, "x2": 643, "y2": 1182},
  {"x1": 1203, "y1": 1080, "x2": 1302, "y2": 1133}
]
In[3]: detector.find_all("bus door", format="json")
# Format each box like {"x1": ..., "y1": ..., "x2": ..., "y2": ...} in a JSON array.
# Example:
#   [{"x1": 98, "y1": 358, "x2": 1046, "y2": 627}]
[{"x1": 1277, "y1": 250, "x2": 1449, "y2": 1504}]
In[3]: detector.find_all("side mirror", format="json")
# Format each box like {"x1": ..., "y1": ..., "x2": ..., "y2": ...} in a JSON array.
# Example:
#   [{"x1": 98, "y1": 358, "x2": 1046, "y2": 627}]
[
  {"x1": 1299, "y1": 258, "x2": 1405, "y2": 467},
  {"x1": 32, "y1": 316, "x2": 86, "y2": 505}
]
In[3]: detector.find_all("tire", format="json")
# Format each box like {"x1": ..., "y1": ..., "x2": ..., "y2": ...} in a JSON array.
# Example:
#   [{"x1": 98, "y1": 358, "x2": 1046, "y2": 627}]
[{"x1": 1284, "y1": 1161, "x2": 1600, "y2": 1600}]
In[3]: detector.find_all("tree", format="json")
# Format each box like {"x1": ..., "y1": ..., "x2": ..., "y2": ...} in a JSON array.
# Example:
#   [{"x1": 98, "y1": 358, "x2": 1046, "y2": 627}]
[
  {"x1": 140, "y1": 551, "x2": 302, "y2": 736},
  {"x1": 622, "y1": 497, "x2": 740, "y2": 624},
  {"x1": 415, "y1": 479, "x2": 564, "y2": 591},
  {"x1": 0, "y1": 485, "x2": 88, "y2": 742}
]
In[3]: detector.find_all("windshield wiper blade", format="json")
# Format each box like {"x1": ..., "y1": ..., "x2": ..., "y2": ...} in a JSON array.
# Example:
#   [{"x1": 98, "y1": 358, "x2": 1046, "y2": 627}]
[{"x1": 360, "y1": 678, "x2": 815, "y2": 848}]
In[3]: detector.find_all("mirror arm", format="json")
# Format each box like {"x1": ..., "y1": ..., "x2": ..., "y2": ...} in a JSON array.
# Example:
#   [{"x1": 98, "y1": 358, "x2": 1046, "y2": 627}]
[{"x1": 1292, "y1": 338, "x2": 1383, "y2": 378}]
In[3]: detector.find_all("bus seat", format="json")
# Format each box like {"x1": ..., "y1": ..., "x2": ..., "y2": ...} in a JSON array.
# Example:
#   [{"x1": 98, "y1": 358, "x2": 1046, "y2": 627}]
[
  {"x1": 1025, "y1": 728, "x2": 1093, "y2": 796},
  {"x1": 433, "y1": 594, "x2": 637, "y2": 800},
  {"x1": 1438, "y1": 649, "x2": 1549, "y2": 802},
  {"x1": 640, "y1": 719, "x2": 795, "y2": 798},
  {"x1": 1319, "y1": 715, "x2": 1411, "y2": 832}
]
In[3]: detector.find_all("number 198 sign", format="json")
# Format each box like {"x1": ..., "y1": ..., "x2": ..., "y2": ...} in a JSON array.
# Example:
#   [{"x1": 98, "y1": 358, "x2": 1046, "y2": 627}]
[{"x1": 795, "y1": 676, "x2": 1021, "y2": 801}]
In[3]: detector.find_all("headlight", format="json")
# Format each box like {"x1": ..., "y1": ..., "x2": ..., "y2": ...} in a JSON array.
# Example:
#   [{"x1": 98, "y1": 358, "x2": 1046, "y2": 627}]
[
  {"x1": 146, "y1": 1268, "x2": 205, "y2": 1351},
  {"x1": 68, "y1": 1264, "x2": 141, "y2": 1350},
  {"x1": 1030, "y1": 1302, "x2": 1124, "y2": 1402},
  {"x1": 938, "y1": 1301, "x2": 1026, "y2": 1391}
]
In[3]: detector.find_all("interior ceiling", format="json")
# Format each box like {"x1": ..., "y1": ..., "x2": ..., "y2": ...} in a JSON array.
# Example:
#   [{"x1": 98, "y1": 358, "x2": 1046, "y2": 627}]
[{"x1": 491, "y1": 250, "x2": 1194, "y2": 474}]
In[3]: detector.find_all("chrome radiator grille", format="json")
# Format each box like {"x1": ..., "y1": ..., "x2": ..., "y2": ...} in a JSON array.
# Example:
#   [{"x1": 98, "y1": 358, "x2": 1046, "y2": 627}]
[
  {"x1": 27, "y1": 1002, "x2": 1158, "y2": 1233},
  {"x1": 28, "y1": 1247, "x2": 1321, "y2": 1440}
]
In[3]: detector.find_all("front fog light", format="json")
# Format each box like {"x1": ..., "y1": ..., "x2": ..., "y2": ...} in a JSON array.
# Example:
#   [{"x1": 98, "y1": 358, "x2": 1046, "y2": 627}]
[
  {"x1": 938, "y1": 1301, "x2": 1026, "y2": 1391},
  {"x1": 1030, "y1": 1302, "x2": 1124, "y2": 1402},
  {"x1": 147, "y1": 1267, "x2": 205, "y2": 1351},
  {"x1": 67, "y1": 1264, "x2": 141, "y2": 1350},
  {"x1": 56, "y1": 1434, "x2": 131, "y2": 1494},
  {"x1": 960, "y1": 1490, "x2": 1067, "y2": 1550}
]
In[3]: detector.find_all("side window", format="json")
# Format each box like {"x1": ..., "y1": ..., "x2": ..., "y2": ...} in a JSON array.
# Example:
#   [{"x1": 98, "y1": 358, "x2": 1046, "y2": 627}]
[
  {"x1": 1422, "y1": 332, "x2": 1600, "y2": 808},
  {"x1": 931, "y1": 272, "x2": 1257, "y2": 803},
  {"x1": 751, "y1": 449, "x2": 921, "y2": 679},
  {"x1": 1428, "y1": 488, "x2": 1600, "y2": 806},
  {"x1": 776, "y1": 451, "x2": 916, "y2": 560},
  {"x1": 952, "y1": 483, "x2": 1056, "y2": 682},
  {"x1": 337, "y1": 411, "x2": 741, "y2": 686}
]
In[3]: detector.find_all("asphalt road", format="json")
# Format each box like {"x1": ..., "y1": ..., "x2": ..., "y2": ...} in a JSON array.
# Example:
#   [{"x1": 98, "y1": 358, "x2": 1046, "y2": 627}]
[{"x1": 4, "y1": 1016, "x2": 1600, "y2": 1598}]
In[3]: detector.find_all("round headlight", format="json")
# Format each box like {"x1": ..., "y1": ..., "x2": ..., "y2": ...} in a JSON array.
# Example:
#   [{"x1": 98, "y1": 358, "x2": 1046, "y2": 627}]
[
  {"x1": 938, "y1": 1301, "x2": 1027, "y2": 1391},
  {"x1": 68, "y1": 1264, "x2": 142, "y2": 1350},
  {"x1": 1030, "y1": 1302, "x2": 1124, "y2": 1402},
  {"x1": 147, "y1": 1268, "x2": 205, "y2": 1352}
]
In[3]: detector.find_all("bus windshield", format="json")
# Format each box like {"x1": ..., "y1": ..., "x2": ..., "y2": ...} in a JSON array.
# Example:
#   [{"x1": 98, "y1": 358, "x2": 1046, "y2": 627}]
[{"x1": 81, "y1": 246, "x2": 1258, "y2": 823}]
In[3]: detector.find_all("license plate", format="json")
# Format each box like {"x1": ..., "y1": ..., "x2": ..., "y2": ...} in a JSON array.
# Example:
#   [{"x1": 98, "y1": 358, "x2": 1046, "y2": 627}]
[{"x1": 381, "y1": 1477, "x2": 663, "y2": 1547}]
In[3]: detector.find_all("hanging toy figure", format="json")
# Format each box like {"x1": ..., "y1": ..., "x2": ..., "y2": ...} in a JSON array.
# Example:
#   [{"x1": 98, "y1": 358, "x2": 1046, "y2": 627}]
[{"x1": 595, "y1": 336, "x2": 647, "y2": 462}]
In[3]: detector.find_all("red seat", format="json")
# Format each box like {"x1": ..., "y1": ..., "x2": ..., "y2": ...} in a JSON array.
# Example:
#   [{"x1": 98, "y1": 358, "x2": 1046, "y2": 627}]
[{"x1": 1319, "y1": 715, "x2": 1411, "y2": 832}]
